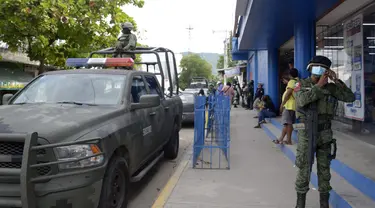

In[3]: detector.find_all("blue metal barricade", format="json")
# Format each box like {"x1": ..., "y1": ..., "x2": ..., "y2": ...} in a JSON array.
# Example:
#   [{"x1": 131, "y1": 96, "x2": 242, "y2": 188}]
[{"x1": 193, "y1": 94, "x2": 231, "y2": 169}]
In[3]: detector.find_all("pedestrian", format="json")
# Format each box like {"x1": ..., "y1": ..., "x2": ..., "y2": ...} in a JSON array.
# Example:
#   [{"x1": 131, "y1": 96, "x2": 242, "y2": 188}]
[
  {"x1": 254, "y1": 95, "x2": 276, "y2": 128},
  {"x1": 221, "y1": 82, "x2": 235, "y2": 104},
  {"x1": 293, "y1": 55, "x2": 355, "y2": 208},
  {"x1": 273, "y1": 68, "x2": 299, "y2": 145},
  {"x1": 254, "y1": 83, "x2": 264, "y2": 101},
  {"x1": 246, "y1": 80, "x2": 254, "y2": 110},
  {"x1": 241, "y1": 82, "x2": 247, "y2": 107},
  {"x1": 217, "y1": 81, "x2": 224, "y2": 95}
]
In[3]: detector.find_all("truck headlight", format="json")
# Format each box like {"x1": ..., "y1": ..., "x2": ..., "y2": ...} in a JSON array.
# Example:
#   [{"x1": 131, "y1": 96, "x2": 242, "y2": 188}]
[{"x1": 54, "y1": 144, "x2": 104, "y2": 170}]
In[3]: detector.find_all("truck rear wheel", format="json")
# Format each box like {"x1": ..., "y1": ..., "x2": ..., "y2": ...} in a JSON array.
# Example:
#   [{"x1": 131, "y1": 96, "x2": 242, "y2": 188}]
[
  {"x1": 98, "y1": 156, "x2": 129, "y2": 208},
  {"x1": 164, "y1": 123, "x2": 179, "y2": 160}
]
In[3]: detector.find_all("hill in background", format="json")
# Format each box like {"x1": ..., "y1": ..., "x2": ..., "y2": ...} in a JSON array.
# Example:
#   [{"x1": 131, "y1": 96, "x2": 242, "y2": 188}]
[{"x1": 181, "y1": 52, "x2": 222, "y2": 75}]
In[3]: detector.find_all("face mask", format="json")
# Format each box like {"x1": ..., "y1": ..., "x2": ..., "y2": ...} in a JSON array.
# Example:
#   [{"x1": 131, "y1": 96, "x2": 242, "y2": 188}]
[{"x1": 311, "y1": 66, "x2": 326, "y2": 76}]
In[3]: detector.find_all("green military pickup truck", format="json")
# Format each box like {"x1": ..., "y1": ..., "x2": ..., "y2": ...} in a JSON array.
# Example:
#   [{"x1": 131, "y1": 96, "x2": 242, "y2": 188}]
[{"x1": 0, "y1": 47, "x2": 183, "y2": 208}]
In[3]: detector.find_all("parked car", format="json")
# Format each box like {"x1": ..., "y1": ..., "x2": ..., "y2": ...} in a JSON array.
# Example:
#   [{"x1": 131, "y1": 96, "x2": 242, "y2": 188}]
[
  {"x1": 179, "y1": 91, "x2": 197, "y2": 123},
  {"x1": 184, "y1": 77, "x2": 209, "y2": 95},
  {"x1": 0, "y1": 47, "x2": 182, "y2": 208}
]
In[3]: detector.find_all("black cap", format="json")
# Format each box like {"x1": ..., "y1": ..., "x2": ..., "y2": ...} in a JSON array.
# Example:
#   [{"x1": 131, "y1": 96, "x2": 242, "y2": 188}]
[
  {"x1": 289, "y1": 68, "x2": 299, "y2": 78},
  {"x1": 307, "y1": 55, "x2": 332, "y2": 70}
]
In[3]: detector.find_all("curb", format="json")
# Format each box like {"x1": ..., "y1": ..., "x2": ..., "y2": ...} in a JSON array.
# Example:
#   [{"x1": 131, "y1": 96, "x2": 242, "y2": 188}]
[
  {"x1": 269, "y1": 118, "x2": 375, "y2": 202},
  {"x1": 261, "y1": 124, "x2": 352, "y2": 208},
  {"x1": 151, "y1": 146, "x2": 192, "y2": 208}
]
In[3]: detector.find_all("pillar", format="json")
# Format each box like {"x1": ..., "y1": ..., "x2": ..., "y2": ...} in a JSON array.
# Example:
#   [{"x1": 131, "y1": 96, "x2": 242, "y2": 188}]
[
  {"x1": 268, "y1": 48, "x2": 279, "y2": 109},
  {"x1": 294, "y1": 0, "x2": 316, "y2": 79},
  {"x1": 246, "y1": 61, "x2": 251, "y2": 82},
  {"x1": 253, "y1": 51, "x2": 258, "y2": 95}
]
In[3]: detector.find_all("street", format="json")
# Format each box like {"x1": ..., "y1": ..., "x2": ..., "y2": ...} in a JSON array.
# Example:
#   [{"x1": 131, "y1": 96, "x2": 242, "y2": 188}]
[{"x1": 128, "y1": 125, "x2": 194, "y2": 208}]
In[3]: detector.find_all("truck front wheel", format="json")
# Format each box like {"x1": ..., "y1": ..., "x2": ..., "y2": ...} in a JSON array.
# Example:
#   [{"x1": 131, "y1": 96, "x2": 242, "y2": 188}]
[
  {"x1": 98, "y1": 156, "x2": 129, "y2": 208},
  {"x1": 164, "y1": 123, "x2": 179, "y2": 160}
]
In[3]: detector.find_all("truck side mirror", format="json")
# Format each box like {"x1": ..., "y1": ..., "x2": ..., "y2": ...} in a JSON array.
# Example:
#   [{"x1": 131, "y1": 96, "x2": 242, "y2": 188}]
[
  {"x1": 130, "y1": 94, "x2": 160, "y2": 110},
  {"x1": 2, "y1": 94, "x2": 13, "y2": 105}
]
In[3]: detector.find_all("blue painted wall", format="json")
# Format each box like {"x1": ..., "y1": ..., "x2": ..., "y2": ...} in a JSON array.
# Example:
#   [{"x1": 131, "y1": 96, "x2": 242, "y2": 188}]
[
  {"x1": 268, "y1": 49, "x2": 279, "y2": 109},
  {"x1": 251, "y1": 51, "x2": 257, "y2": 95},
  {"x1": 257, "y1": 50, "x2": 268, "y2": 89},
  {"x1": 238, "y1": 0, "x2": 342, "y2": 50}
]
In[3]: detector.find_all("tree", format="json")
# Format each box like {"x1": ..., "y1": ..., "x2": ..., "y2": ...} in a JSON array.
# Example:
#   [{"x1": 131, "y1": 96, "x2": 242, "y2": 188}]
[
  {"x1": 0, "y1": 0, "x2": 144, "y2": 73},
  {"x1": 217, "y1": 55, "x2": 224, "y2": 69},
  {"x1": 179, "y1": 54, "x2": 212, "y2": 90}
]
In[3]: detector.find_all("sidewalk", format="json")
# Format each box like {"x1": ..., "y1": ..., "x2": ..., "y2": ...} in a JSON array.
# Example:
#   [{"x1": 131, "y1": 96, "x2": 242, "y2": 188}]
[
  {"x1": 154, "y1": 108, "x2": 321, "y2": 208},
  {"x1": 265, "y1": 117, "x2": 375, "y2": 207}
]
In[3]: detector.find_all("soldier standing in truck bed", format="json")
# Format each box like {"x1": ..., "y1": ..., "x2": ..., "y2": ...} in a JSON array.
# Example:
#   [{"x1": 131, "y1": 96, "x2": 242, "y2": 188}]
[
  {"x1": 293, "y1": 55, "x2": 355, "y2": 208},
  {"x1": 114, "y1": 22, "x2": 137, "y2": 59}
]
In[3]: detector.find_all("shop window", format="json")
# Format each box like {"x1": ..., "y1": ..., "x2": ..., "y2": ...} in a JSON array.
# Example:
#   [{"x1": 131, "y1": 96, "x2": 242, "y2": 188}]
[
  {"x1": 315, "y1": 4, "x2": 375, "y2": 132},
  {"x1": 316, "y1": 24, "x2": 350, "y2": 123}
]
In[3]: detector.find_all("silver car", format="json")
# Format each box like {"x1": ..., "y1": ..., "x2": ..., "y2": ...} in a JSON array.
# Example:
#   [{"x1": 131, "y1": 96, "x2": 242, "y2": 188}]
[{"x1": 179, "y1": 91, "x2": 197, "y2": 123}]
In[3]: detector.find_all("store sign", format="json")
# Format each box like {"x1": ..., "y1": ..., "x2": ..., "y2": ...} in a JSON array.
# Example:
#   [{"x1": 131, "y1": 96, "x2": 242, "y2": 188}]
[
  {"x1": 343, "y1": 14, "x2": 365, "y2": 121},
  {"x1": 0, "y1": 81, "x2": 27, "y2": 90},
  {"x1": 224, "y1": 67, "x2": 240, "y2": 78}
]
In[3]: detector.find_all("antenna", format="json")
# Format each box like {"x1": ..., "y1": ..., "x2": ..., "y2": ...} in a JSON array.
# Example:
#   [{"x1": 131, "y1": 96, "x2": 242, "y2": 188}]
[{"x1": 186, "y1": 25, "x2": 194, "y2": 53}]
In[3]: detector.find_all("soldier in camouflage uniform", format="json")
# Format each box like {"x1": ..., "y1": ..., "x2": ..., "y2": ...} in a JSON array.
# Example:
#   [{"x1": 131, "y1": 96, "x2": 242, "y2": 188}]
[
  {"x1": 114, "y1": 22, "x2": 137, "y2": 59},
  {"x1": 294, "y1": 56, "x2": 355, "y2": 208}
]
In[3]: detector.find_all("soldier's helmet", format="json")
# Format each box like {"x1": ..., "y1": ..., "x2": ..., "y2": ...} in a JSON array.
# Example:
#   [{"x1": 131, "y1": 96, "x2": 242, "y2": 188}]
[
  {"x1": 121, "y1": 22, "x2": 134, "y2": 30},
  {"x1": 307, "y1": 55, "x2": 332, "y2": 71}
]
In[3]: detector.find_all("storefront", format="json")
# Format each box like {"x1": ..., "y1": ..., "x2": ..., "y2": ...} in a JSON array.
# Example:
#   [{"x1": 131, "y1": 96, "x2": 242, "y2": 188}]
[
  {"x1": 232, "y1": 0, "x2": 375, "y2": 131},
  {"x1": 315, "y1": 2, "x2": 375, "y2": 131}
]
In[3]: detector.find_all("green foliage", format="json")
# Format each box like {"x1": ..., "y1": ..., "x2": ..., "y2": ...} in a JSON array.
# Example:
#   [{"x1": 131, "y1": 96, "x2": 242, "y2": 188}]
[
  {"x1": 0, "y1": 0, "x2": 144, "y2": 72},
  {"x1": 217, "y1": 55, "x2": 224, "y2": 69},
  {"x1": 179, "y1": 53, "x2": 212, "y2": 90}
]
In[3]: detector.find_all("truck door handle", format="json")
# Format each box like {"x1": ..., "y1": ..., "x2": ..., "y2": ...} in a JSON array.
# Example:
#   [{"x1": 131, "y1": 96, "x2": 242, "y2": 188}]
[
  {"x1": 164, "y1": 107, "x2": 170, "y2": 111},
  {"x1": 149, "y1": 112, "x2": 156, "y2": 116}
]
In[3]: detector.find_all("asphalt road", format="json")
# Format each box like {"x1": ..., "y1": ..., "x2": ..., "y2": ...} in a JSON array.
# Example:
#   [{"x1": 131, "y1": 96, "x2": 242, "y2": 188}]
[{"x1": 128, "y1": 124, "x2": 194, "y2": 208}]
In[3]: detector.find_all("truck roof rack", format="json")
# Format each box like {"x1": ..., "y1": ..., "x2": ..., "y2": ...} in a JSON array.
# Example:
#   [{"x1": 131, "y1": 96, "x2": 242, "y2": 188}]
[
  {"x1": 88, "y1": 47, "x2": 179, "y2": 96},
  {"x1": 66, "y1": 47, "x2": 179, "y2": 97}
]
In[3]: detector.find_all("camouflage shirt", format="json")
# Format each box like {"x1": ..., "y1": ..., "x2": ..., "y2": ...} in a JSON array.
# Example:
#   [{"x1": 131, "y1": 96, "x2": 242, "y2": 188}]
[
  {"x1": 294, "y1": 77, "x2": 355, "y2": 120},
  {"x1": 115, "y1": 33, "x2": 137, "y2": 51}
]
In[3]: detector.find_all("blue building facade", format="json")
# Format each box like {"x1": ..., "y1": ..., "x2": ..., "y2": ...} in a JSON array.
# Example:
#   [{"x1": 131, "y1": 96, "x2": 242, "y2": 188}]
[{"x1": 232, "y1": 0, "x2": 375, "y2": 128}]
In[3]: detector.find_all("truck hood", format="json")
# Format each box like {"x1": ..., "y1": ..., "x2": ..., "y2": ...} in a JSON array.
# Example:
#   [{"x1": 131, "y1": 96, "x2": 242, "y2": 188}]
[{"x1": 0, "y1": 104, "x2": 121, "y2": 143}]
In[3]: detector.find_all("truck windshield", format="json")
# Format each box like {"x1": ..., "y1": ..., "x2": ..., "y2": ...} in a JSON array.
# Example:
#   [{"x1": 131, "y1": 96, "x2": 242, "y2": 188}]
[{"x1": 11, "y1": 74, "x2": 126, "y2": 105}]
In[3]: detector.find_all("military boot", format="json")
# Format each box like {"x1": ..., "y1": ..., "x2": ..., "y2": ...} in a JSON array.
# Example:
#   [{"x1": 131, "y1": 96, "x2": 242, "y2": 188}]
[
  {"x1": 295, "y1": 193, "x2": 306, "y2": 208},
  {"x1": 320, "y1": 193, "x2": 330, "y2": 208}
]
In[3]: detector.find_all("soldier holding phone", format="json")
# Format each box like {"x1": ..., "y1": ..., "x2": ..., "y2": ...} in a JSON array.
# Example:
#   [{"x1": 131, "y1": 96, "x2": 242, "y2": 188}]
[{"x1": 293, "y1": 56, "x2": 355, "y2": 208}]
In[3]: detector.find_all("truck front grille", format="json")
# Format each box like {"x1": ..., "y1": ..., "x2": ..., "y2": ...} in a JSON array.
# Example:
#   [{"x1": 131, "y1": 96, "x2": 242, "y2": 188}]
[
  {"x1": 0, "y1": 142, "x2": 23, "y2": 155},
  {"x1": 0, "y1": 141, "x2": 51, "y2": 176}
]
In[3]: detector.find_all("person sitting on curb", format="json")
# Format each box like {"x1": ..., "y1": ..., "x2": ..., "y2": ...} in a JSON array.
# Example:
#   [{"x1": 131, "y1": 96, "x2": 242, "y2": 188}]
[
  {"x1": 253, "y1": 95, "x2": 264, "y2": 118},
  {"x1": 254, "y1": 95, "x2": 276, "y2": 128}
]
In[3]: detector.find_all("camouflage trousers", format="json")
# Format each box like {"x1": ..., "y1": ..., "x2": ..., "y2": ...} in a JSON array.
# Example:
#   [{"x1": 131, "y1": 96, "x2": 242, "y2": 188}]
[{"x1": 295, "y1": 129, "x2": 333, "y2": 194}]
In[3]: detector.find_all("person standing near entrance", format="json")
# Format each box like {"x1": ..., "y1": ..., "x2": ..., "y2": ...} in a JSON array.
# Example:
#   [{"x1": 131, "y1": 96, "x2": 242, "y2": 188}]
[
  {"x1": 246, "y1": 80, "x2": 254, "y2": 110},
  {"x1": 254, "y1": 83, "x2": 264, "y2": 102},
  {"x1": 293, "y1": 56, "x2": 355, "y2": 208},
  {"x1": 274, "y1": 68, "x2": 299, "y2": 145}
]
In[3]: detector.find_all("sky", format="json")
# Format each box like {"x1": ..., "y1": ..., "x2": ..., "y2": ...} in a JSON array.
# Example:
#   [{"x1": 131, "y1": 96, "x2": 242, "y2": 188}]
[{"x1": 122, "y1": 0, "x2": 237, "y2": 54}]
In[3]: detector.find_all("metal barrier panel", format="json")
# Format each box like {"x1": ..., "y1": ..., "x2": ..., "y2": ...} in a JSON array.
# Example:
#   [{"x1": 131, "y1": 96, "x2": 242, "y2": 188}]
[
  {"x1": 193, "y1": 96, "x2": 206, "y2": 166},
  {"x1": 193, "y1": 95, "x2": 231, "y2": 169}
]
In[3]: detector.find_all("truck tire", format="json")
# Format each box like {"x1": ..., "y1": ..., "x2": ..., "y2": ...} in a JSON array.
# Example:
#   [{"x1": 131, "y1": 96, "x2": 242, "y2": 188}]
[
  {"x1": 164, "y1": 123, "x2": 179, "y2": 160},
  {"x1": 98, "y1": 156, "x2": 129, "y2": 208}
]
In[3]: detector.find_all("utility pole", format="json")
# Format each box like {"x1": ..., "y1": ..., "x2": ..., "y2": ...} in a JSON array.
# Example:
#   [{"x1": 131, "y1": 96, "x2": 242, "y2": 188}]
[
  {"x1": 186, "y1": 25, "x2": 194, "y2": 54},
  {"x1": 212, "y1": 30, "x2": 230, "y2": 68}
]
